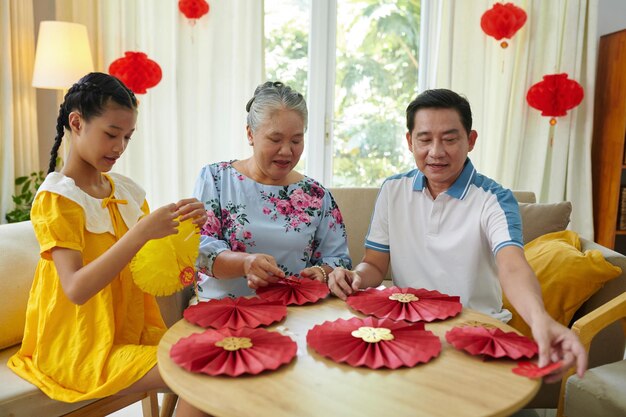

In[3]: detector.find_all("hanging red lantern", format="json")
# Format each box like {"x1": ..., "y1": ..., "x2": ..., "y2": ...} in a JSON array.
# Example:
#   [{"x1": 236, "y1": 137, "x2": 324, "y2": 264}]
[
  {"x1": 481, "y1": 2, "x2": 527, "y2": 48},
  {"x1": 108, "y1": 52, "x2": 162, "y2": 95},
  {"x1": 179, "y1": 0, "x2": 210, "y2": 25},
  {"x1": 526, "y1": 73, "x2": 584, "y2": 125}
]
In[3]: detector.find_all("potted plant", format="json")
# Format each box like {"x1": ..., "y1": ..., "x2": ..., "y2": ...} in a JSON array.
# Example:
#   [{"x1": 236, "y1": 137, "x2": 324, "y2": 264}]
[{"x1": 5, "y1": 171, "x2": 45, "y2": 223}]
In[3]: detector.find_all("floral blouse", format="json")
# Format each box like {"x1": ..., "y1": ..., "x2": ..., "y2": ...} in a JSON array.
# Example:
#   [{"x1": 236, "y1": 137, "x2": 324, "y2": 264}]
[{"x1": 193, "y1": 161, "x2": 352, "y2": 300}]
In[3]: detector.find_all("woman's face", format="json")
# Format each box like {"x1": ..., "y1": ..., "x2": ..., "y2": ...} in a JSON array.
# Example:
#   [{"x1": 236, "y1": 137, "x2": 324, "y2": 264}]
[{"x1": 247, "y1": 108, "x2": 305, "y2": 184}]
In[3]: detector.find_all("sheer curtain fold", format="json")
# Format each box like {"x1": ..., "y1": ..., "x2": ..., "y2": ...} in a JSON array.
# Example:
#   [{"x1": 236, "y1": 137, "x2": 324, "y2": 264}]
[
  {"x1": 421, "y1": 0, "x2": 597, "y2": 239},
  {"x1": 0, "y1": 0, "x2": 39, "y2": 224},
  {"x1": 57, "y1": 0, "x2": 263, "y2": 208}
]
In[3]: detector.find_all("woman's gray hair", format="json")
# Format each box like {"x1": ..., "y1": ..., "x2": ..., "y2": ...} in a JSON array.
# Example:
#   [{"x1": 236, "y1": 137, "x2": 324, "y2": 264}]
[{"x1": 246, "y1": 81, "x2": 308, "y2": 132}]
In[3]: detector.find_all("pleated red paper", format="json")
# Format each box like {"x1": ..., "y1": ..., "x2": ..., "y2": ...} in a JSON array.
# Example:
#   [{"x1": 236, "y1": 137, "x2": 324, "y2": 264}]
[
  {"x1": 170, "y1": 327, "x2": 297, "y2": 376},
  {"x1": 306, "y1": 316, "x2": 441, "y2": 369},
  {"x1": 512, "y1": 361, "x2": 563, "y2": 379},
  {"x1": 346, "y1": 286, "x2": 462, "y2": 322},
  {"x1": 256, "y1": 276, "x2": 330, "y2": 305},
  {"x1": 445, "y1": 326, "x2": 538, "y2": 360},
  {"x1": 183, "y1": 297, "x2": 287, "y2": 329}
]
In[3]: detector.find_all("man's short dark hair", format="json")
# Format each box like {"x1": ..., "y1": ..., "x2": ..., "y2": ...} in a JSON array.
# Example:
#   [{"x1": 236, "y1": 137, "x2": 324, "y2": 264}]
[{"x1": 406, "y1": 89, "x2": 473, "y2": 134}]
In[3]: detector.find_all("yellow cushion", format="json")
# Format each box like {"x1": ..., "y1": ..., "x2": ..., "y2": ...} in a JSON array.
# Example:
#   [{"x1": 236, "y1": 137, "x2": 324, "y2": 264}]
[{"x1": 503, "y1": 230, "x2": 622, "y2": 337}]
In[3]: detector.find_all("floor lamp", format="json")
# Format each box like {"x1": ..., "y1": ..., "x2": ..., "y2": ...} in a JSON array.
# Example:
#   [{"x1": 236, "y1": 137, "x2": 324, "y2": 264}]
[{"x1": 32, "y1": 21, "x2": 94, "y2": 169}]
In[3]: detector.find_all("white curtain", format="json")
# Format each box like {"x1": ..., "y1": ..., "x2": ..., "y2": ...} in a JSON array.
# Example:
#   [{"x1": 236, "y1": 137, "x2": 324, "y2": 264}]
[
  {"x1": 56, "y1": 0, "x2": 263, "y2": 208},
  {"x1": 420, "y1": 0, "x2": 597, "y2": 239},
  {"x1": 0, "y1": 0, "x2": 39, "y2": 224}
]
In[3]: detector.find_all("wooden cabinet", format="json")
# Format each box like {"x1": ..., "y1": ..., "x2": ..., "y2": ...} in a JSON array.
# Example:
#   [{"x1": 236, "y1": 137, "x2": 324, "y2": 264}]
[{"x1": 592, "y1": 29, "x2": 626, "y2": 250}]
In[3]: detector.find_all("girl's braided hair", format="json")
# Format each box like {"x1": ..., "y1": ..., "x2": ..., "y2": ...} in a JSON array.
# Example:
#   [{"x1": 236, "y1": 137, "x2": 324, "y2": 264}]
[{"x1": 48, "y1": 72, "x2": 137, "y2": 174}]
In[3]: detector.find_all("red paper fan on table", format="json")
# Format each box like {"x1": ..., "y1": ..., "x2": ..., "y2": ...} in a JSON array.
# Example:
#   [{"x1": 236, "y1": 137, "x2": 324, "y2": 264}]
[
  {"x1": 480, "y1": 2, "x2": 527, "y2": 49},
  {"x1": 109, "y1": 52, "x2": 162, "y2": 94},
  {"x1": 445, "y1": 326, "x2": 538, "y2": 360},
  {"x1": 170, "y1": 327, "x2": 297, "y2": 377},
  {"x1": 256, "y1": 275, "x2": 329, "y2": 306},
  {"x1": 347, "y1": 286, "x2": 462, "y2": 322},
  {"x1": 183, "y1": 297, "x2": 287, "y2": 329},
  {"x1": 306, "y1": 316, "x2": 441, "y2": 369},
  {"x1": 513, "y1": 361, "x2": 563, "y2": 379}
]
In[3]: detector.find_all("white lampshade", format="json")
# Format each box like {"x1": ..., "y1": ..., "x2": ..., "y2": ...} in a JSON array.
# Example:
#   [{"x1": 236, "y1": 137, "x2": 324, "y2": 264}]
[{"x1": 32, "y1": 21, "x2": 95, "y2": 90}]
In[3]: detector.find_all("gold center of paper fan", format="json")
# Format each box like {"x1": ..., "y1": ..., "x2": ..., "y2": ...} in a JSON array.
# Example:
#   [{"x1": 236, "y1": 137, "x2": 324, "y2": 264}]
[
  {"x1": 179, "y1": 266, "x2": 195, "y2": 286},
  {"x1": 215, "y1": 337, "x2": 253, "y2": 351},
  {"x1": 351, "y1": 326, "x2": 395, "y2": 343},
  {"x1": 389, "y1": 293, "x2": 418, "y2": 303},
  {"x1": 461, "y1": 320, "x2": 497, "y2": 329}
]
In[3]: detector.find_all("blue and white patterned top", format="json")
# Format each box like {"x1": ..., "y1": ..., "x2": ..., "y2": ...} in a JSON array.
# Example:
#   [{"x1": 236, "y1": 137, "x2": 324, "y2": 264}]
[{"x1": 193, "y1": 161, "x2": 352, "y2": 300}]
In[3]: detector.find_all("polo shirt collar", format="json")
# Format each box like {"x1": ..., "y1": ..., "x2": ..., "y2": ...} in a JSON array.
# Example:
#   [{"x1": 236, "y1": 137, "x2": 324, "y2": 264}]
[{"x1": 412, "y1": 158, "x2": 476, "y2": 200}]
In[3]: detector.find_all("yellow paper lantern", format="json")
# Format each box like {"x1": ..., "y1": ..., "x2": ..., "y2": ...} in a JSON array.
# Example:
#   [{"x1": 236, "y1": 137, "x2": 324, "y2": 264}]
[{"x1": 130, "y1": 218, "x2": 200, "y2": 296}]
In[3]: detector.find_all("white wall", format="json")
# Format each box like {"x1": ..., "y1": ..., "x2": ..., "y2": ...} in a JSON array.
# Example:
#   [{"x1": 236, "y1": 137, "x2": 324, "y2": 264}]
[{"x1": 597, "y1": 0, "x2": 626, "y2": 38}]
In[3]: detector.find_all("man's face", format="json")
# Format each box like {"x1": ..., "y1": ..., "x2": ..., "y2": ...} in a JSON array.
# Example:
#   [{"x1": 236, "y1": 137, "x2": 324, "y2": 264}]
[{"x1": 406, "y1": 108, "x2": 477, "y2": 195}]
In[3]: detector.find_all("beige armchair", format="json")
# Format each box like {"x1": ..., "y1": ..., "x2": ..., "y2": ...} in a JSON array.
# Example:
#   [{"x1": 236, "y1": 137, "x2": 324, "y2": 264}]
[{"x1": 560, "y1": 292, "x2": 626, "y2": 417}]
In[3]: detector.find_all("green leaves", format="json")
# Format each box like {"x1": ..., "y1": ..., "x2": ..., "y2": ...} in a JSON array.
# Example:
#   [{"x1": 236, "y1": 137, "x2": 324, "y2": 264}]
[{"x1": 5, "y1": 171, "x2": 45, "y2": 223}]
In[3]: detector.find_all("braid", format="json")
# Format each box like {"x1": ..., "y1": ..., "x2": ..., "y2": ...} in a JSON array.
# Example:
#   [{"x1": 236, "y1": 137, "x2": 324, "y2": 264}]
[{"x1": 48, "y1": 105, "x2": 67, "y2": 174}]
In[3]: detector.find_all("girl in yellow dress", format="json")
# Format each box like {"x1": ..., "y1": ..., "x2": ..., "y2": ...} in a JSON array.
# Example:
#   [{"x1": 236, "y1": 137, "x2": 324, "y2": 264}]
[{"x1": 8, "y1": 72, "x2": 208, "y2": 417}]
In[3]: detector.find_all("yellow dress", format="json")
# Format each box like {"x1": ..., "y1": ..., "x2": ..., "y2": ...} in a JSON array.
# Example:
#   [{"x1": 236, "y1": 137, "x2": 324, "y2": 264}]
[{"x1": 8, "y1": 173, "x2": 166, "y2": 402}]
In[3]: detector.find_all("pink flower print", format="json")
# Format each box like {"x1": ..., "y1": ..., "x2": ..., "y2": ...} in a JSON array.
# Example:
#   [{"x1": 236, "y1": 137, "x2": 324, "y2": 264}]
[
  {"x1": 314, "y1": 251, "x2": 322, "y2": 259},
  {"x1": 230, "y1": 240, "x2": 246, "y2": 252},
  {"x1": 331, "y1": 207, "x2": 343, "y2": 224},
  {"x1": 290, "y1": 189, "x2": 308, "y2": 209},
  {"x1": 263, "y1": 206, "x2": 271, "y2": 215},
  {"x1": 309, "y1": 195, "x2": 322, "y2": 209},
  {"x1": 298, "y1": 212, "x2": 311, "y2": 224},
  {"x1": 219, "y1": 162, "x2": 229, "y2": 168},
  {"x1": 201, "y1": 210, "x2": 222, "y2": 236},
  {"x1": 276, "y1": 199, "x2": 294, "y2": 216},
  {"x1": 290, "y1": 218, "x2": 301, "y2": 228},
  {"x1": 243, "y1": 230, "x2": 252, "y2": 239},
  {"x1": 237, "y1": 175, "x2": 245, "y2": 180},
  {"x1": 310, "y1": 183, "x2": 325, "y2": 198}
]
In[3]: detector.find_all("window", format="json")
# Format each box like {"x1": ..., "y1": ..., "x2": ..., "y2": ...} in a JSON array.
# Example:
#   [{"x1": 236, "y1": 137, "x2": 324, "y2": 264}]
[{"x1": 265, "y1": 0, "x2": 420, "y2": 187}]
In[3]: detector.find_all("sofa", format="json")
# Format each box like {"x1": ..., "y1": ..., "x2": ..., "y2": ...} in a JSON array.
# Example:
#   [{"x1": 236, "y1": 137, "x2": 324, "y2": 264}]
[{"x1": 1, "y1": 189, "x2": 625, "y2": 416}]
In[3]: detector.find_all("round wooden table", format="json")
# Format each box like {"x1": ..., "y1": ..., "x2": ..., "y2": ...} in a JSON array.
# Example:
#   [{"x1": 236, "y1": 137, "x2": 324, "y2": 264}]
[{"x1": 158, "y1": 297, "x2": 540, "y2": 417}]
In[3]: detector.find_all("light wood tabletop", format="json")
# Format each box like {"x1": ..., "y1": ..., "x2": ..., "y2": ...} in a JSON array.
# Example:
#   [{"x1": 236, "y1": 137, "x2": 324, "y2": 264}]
[{"x1": 157, "y1": 297, "x2": 540, "y2": 417}]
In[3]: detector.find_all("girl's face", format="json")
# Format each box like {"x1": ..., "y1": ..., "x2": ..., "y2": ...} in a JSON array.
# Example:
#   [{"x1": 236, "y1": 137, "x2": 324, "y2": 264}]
[
  {"x1": 68, "y1": 102, "x2": 137, "y2": 173},
  {"x1": 247, "y1": 108, "x2": 305, "y2": 184}
]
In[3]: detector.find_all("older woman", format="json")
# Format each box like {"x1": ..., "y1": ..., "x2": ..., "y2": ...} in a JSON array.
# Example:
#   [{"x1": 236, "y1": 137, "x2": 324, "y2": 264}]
[{"x1": 193, "y1": 81, "x2": 351, "y2": 301}]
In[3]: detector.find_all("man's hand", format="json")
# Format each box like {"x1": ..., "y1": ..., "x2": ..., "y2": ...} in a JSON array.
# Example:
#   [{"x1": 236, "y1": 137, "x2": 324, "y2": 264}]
[{"x1": 327, "y1": 267, "x2": 362, "y2": 300}]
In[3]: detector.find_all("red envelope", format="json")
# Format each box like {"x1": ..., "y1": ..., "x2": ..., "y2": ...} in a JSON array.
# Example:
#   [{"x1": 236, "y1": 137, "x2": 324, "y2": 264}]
[
  {"x1": 347, "y1": 286, "x2": 462, "y2": 322},
  {"x1": 256, "y1": 275, "x2": 330, "y2": 305},
  {"x1": 183, "y1": 297, "x2": 287, "y2": 329},
  {"x1": 306, "y1": 316, "x2": 441, "y2": 369},
  {"x1": 445, "y1": 326, "x2": 538, "y2": 360},
  {"x1": 170, "y1": 327, "x2": 297, "y2": 377},
  {"x1": 512, "y1": 361, "x2": 563, "y2": 379}
]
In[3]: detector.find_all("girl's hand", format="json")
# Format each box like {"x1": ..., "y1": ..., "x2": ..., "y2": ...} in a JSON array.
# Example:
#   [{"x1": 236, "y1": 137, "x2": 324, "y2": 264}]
[
  {"x1": 176, "y1": 198, "x2": 208, "y2": 226},
  {"x1": 135, "y1": 203, "x2": 179, "y2": 241},
  {"x1": 244, "y1": 253, "x2": 285, "y2": 289}
]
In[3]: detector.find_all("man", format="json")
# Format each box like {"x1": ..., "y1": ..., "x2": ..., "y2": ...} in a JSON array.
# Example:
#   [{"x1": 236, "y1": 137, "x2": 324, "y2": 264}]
[{"x1": 328, "y1": 89, "x2": 586, "y2": 382}]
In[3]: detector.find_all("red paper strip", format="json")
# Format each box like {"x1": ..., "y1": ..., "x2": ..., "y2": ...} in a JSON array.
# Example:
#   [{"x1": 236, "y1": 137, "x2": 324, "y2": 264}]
[
  {"x1": 307, "y1": 316, "x2": 441, "y2": 369},
  {"x1": 347, "y1": 286, "x2": 462, "y2": 322},
  {"x1": 445, "y1": 326, "x2": 538, "y2": 360},
  {"x1": 184, "y1": 297, "x2": 287, "y2": 329},
  {"x1": 256, "y1": 275, "x2": 330, "y2": 305},
  {"x1": 170, "y1": 327, "x2": 297, "y2": 376},
  {"x1": 512, "y1": 361, "x2": 563, "y2": 379}
]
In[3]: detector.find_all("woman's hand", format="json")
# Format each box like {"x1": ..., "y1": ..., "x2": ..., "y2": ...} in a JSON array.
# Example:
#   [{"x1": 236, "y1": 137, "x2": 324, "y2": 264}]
[
  {"x1": 327, "y1": 267, "x2": 362, "y2": 300},
  {"x1": 244, "y1": 253, "x2": 285, "y2": 289},
  {"x1": 300, "y1": 265, "x2": 329, "y2": 283},
  {"x1": 175, "y1": 198, "x2": 208, "y2": 226}
]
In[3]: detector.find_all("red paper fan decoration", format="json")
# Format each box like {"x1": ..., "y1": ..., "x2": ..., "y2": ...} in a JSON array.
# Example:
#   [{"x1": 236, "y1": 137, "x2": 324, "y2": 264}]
[
  {"x1": 183, "y1": 297, "x2": 287, "y2": 329},
  {"x1": 256, "y1": 275, "x2": 330, "y2": 306},
  {"x1": 481, "y1": 2, "x2": 527, "y2": 48},
  {"x1": 512, "y1": 361, "x2": 563, "y2": 379},
  {"x1": 445, "y1": 326, "x2": 538, "y2": 360},
  {"x1": 347, "y1": 286, "x2": 462, "y2": 322},
  {"x1": 526, "y1": 73, "x2": 584, "y2": 125},
  {"x1": 306, "y1": 316, "x2": 441, "y2": 369},
  {"x1": 179, "y1": 0, "x2": 210, "y2": 25},
  {"x1": 108, "y1": 52, "x2": 162, "y2": 94},
  {"x1": 170, "y1": 327, "x2": 297, "y2": 376}
]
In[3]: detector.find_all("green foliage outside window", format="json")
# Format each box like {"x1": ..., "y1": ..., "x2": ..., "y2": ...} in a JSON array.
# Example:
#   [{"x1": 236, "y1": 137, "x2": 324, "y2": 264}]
[{"x1": 265, "y1": 0, "x2": 421, "y2": 187}]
